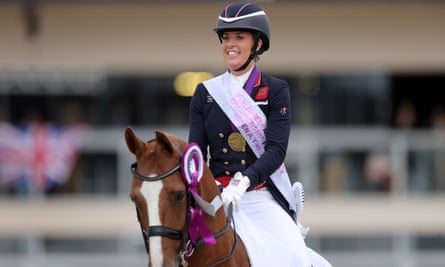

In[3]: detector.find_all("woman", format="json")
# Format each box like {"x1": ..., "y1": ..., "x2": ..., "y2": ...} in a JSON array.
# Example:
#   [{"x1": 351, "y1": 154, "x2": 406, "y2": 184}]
[{"x1": 189, "y1": 3, "x2": 331, "y2": 267}]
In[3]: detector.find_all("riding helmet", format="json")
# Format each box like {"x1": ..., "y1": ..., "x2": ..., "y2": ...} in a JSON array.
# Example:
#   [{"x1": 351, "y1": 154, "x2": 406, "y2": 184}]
[{"x1": 214, "y1": 2, "x2": 270, "y2": 55}]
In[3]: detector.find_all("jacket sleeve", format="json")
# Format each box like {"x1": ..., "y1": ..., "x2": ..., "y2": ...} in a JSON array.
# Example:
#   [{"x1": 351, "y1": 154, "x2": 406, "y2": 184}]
[{"x1": 188, "y1": 83, "x2": 209, "y2": 160}]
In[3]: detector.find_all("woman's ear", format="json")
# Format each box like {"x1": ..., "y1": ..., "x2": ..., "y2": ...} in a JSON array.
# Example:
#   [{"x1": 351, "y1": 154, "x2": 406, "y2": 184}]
[{"x1": 256, "y1": 38, "x2": 263, "y2": 52}]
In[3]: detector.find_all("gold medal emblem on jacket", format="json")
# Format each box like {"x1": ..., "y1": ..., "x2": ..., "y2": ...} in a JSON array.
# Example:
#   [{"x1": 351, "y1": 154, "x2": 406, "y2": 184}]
[{"x1": 228, "y1": 132, "x2": 246, "y2": 152}]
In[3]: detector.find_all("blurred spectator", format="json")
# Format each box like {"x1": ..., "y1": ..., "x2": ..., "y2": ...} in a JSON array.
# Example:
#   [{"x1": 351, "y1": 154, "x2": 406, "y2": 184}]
[
  {"x1": 364, "y1": 152, "x2": 392, "y2": 192},
  {"x1": 58, "y1": 102, "x2": 86, "y2": 125},
  {"x1": 394, "y1": 100, "x2": 434, "y2": 192},
  {"x1": 394, "y1": 99, "x2": 417, "y2": 129},
  {"x1": 430, "y1": 105, "x2": 445, "y2": 129},
  {"x1": 320, "y1": 152, "x2": 348, "y2": 192}
]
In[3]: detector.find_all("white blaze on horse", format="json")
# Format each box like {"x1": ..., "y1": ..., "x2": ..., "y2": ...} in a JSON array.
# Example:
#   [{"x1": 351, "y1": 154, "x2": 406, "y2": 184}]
[{"x1": 125, "y1": 128, "x2": 249, "y2": 267}]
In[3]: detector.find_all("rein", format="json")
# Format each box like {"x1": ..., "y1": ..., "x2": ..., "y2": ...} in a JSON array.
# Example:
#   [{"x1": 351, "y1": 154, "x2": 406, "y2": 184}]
[{"x1": 130, "y1": 143, "x2": 237, "y2": 266}]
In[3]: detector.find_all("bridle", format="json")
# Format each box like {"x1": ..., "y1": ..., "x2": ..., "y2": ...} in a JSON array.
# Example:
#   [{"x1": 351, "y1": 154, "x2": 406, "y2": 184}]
[
  {"x1": 131, "y1": 162, "x2": 180, "y2": 182},
  {"x1": 131, "y1": 161, "x2": 189, "y2": 258},
  {"x1": 130, "y1": 142, "x2": 238, "y2": 267}
]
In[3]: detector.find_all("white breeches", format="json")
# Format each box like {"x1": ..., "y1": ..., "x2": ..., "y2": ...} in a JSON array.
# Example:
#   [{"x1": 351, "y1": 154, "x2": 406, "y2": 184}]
[{"x1": 231, "y1": 188, "x2": 312, "y2": 267}]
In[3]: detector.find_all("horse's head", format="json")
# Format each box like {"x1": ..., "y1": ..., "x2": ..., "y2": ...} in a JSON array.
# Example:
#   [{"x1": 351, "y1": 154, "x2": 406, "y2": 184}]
[{"x1": 124, "y1": 128, "x2": 225, "y2": 267}]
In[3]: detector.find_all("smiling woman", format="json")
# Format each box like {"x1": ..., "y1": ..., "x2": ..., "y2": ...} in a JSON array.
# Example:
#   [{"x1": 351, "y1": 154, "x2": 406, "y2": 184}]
[
  {"x1": 187, "y1": 2, "x2": 332, "y2": 267},
  {"x1": 220, "y1": 31, "x2": 262, "y2": 76}
]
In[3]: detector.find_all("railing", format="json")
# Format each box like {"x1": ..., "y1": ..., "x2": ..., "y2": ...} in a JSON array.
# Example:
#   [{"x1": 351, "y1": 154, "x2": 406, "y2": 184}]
[
  {"x1": 1, "y1": 126, "x2": 445, "y2": 267},
  {"x1": 1, "y1": 194, "x2": 444, "y2": 237},
  {"x1": 81, "y1": 126, "x2": 445, "y2": 195},
  {"x1": 1, "y1": 194, "x2": 444, "y2": 267}
]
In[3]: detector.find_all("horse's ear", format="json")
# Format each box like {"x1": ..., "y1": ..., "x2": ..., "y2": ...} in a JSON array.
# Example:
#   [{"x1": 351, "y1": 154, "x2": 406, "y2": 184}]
[
  {"x1": 155, "y1": 130, "x2": 175, "y2": 155},
  {"x1": 125, "y1": 127, "x2": 145, "y2": 155}
]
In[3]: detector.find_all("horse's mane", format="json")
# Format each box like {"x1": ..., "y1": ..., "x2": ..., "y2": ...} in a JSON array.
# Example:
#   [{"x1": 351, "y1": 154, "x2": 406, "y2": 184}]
[{"x1": 165, "y1": 133, "x2": 188, "y2": 152}]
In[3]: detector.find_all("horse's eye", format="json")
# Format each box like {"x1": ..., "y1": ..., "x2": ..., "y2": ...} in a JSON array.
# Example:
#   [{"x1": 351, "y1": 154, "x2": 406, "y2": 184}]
[{"x1": 175, "y1": 191, "x2": 186, "y2": 202}]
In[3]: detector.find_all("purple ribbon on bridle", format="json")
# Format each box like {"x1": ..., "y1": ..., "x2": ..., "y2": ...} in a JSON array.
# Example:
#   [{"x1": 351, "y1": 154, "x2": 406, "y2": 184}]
[{"x1": 182, "y1": 143, "x2": 222, "y2": 246}]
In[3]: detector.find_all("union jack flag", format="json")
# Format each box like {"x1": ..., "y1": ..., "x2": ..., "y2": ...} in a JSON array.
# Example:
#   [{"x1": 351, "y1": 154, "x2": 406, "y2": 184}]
[{"x1": 0, "y1": 122, "x2": 89, "y2": 193}]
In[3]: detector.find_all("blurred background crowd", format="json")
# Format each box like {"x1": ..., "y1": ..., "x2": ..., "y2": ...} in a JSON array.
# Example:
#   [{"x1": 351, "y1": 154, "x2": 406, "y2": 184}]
[{"x1": 0, "y1": 1, "x2": 444, "y2": 267}]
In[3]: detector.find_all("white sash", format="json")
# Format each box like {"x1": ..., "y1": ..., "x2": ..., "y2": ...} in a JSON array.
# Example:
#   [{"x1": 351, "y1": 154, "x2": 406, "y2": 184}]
[{"x1": 203, "y1": 71, "x2": 297, "y2": 214}]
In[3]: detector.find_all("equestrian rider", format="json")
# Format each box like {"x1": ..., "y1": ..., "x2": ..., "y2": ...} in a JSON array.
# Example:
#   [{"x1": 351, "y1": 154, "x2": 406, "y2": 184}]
[{"x1": 188, "y1": 3, "x2": 313, "y2": 267}]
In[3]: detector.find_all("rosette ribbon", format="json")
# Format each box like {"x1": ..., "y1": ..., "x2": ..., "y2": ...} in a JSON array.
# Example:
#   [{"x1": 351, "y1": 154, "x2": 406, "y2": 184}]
[{"x1": 182, "y1": 143, "x2": 223, "y2": 246}]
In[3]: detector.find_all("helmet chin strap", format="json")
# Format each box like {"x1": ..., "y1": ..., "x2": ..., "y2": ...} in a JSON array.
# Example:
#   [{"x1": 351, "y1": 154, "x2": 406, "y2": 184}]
[
  {"x1": 233, "y1": 33, "x2": 260, "y2": 72},
  {"x1": 233, "y1": 49, "x2": 256, "y2": 72}
]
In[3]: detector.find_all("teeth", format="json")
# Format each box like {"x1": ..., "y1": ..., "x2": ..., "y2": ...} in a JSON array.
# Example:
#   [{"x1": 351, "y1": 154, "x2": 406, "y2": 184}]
[{"x1": 228, "y1": 51, "x2": 239, "y2": 56}]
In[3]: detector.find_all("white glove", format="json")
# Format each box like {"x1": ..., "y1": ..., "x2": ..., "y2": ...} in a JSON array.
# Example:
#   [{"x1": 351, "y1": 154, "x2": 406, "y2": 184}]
[{"x1": 221, "y1": 172, "x2": 250, "y2": 211}]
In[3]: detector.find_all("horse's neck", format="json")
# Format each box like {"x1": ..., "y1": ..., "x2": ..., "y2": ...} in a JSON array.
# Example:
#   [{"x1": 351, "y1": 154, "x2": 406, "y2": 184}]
[
  {"x1": 199, "y1": 172, "x2": 228, "y2": 232},
  {"x1": 190, "y1": 173, "x2": 238, "y2": 265},
  {"x1": 189, "y1": 208, "x2": 237, "y2": 266}
]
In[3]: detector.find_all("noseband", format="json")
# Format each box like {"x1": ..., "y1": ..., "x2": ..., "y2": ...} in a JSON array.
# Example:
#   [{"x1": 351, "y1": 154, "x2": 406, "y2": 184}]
[{"x1": 131, "y1": 162, "x2": 181, "y2": 182}]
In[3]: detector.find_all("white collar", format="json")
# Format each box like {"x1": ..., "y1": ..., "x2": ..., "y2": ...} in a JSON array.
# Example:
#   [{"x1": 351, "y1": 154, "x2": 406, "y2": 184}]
[{"x1": 230, "y1": 66, "x2": 254, "y2": 88}]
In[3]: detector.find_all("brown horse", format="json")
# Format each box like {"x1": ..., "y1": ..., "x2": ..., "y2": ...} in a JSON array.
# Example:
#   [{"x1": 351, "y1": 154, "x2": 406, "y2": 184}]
[{"x1": 125, "y1": 128, "x2": 250, "y2": 267}]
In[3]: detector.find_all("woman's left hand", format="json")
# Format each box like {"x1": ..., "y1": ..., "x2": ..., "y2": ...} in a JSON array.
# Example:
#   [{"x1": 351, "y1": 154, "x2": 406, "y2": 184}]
[{"x1": 221, "y1": 172, "x2": 250, "y2": 211}]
